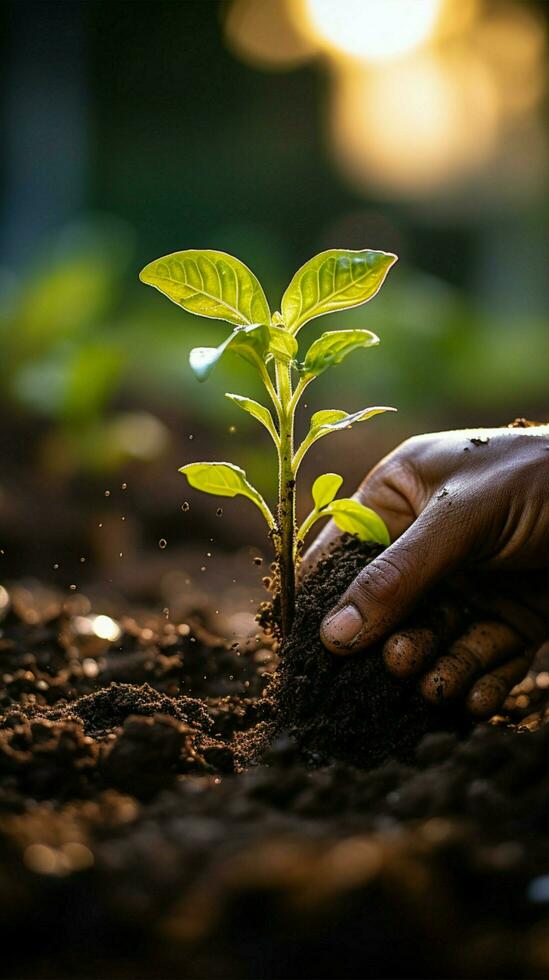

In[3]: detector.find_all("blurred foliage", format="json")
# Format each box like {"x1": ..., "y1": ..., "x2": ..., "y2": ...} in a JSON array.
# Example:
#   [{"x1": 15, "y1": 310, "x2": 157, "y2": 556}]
[{"x1": 0, "y1": 212, "x2": 547, "y2": 485}]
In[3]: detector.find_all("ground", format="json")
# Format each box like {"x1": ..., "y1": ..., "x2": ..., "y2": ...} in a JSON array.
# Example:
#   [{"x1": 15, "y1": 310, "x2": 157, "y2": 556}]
[{"x1": 1, "y1": 554, "x2": 549, "y2": 979}]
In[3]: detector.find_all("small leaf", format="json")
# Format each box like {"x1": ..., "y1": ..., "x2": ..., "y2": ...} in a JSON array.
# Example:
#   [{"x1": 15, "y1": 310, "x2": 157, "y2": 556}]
[
  {"x1": 300, "y1": 329, "x2": 379, "y2": 379},
  {"x1": 140, "y1": 249, "x2": 271, "y2": 327},
  {"x1": 294, "y1": 406, "x2": 396, "y2": 471},
  {"x1": 312, "y1": 473, "x2": 343, "y2": 510},
  {"x1": 179, "y1": 461, "x2": 274, "y2": 527},
  {"x1": 309, "y1": 409, "x2": 349, "y2": 428},
  {"x1": 312, "y1": 405, "x2": 396, "y2": 435},
  {"x1": 225, "y1": 393, "x2": 277, "y2": 442},
  {"x1": 268, "y1": 325, "x2": 298, "y2": 364},
  {"x1": 325, "y1": 499, "x2": 390, "y2": 546},
  {"x1": 189, "y1": 323, "x2": 270, "y2": 381},
  {"x1": 281, "y1": 249, "x2": 398, "y2": 333}
]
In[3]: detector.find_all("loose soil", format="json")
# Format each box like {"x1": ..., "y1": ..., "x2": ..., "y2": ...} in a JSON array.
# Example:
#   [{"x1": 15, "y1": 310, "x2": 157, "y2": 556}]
[
  {"x1": 242, "y1": 538, "x2": 456, "y2": 770},
  {"x1": 1, "y1": 552, "x2": 549, "y2": 979}
]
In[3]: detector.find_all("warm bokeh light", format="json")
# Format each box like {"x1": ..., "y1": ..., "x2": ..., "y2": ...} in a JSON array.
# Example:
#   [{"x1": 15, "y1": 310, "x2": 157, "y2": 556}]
[
  {"x1": 329, "y1": 51, "x2": 500, "y2": 196},
  {"x1": 474, "y1": 4, "x2": 547, "y2": 117},
  {"x1": 301, "y1": 0, "x2": 443, "y2": 63},
  {"x1": 225, "y1": 0, "x2": 547, "y2": 202},
  {"x1": 224, "y1": 0, "x2": 316, "y2": 70}
]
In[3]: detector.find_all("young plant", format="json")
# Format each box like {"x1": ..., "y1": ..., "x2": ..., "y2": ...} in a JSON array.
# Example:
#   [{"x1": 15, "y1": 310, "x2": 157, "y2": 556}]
[{"x1": 139, "y1": 248, "x2": 397, "y2": 638}]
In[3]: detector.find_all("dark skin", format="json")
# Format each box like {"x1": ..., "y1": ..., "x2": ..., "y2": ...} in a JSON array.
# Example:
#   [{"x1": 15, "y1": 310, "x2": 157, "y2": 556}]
[{"x1": 303, "y1": 425, "x2": 549, "y2": 718}]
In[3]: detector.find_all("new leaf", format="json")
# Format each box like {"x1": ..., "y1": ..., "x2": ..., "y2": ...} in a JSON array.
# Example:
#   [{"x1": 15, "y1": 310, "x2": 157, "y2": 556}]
[
  {"x1": 189, "y1": 323, "x2": 270, "y2": 381},
  {"x1": 293, "y1": 406, "x2": 396, "y2": 472},
  {"x1": 300, "y1": 329, "x2": 379, "y2": 379},
  {"x1": 312, "y1": 473, "x2": 343, "y2": 509},
  {"x1": 325, "y1": 499, "x2": 390, "y2": 546}
]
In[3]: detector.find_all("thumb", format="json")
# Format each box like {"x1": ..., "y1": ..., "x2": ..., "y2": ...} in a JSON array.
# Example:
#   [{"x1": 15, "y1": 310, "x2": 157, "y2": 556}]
[{"x1": 320, "y1": 499, "x2": 475, "y2": 654}]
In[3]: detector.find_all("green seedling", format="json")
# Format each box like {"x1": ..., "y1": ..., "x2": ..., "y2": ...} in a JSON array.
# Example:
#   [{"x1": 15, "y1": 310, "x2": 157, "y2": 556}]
[{"x1": 140, "y1": 248, "x2": 397, "y2": 638}]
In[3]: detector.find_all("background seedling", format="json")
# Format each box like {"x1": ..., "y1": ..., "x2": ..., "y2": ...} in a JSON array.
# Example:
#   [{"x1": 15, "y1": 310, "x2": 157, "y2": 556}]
[{"x1": 140, "y1": 248, "x2": 397, "y2": 638}]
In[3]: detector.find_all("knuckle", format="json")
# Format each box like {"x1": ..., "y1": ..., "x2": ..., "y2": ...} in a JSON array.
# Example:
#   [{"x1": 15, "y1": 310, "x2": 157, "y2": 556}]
[{"x1": 353, "y1": 554, "x2": 403, "y2": 607}]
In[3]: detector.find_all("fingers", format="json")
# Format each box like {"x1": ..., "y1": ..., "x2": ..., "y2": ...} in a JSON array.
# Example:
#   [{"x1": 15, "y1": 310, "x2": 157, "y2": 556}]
[
  {"x1": 383, "y1": 627, "x2": 438, "y2": 679},
  {"x1": 321, "y1": 498, "x2": 475, "y2": 654},
  {"x1": 466, "y1": 572, "x2": 549, "y2": 645},
  {"x1": 466, "y1": 653, "x2": 533, "y2": 718},
  {"x1": 383, "y1": 599, "x2": 464, "y2": 679},
  {"x1": 419, "y1": 620, "x2": 525, "y2": 704}
]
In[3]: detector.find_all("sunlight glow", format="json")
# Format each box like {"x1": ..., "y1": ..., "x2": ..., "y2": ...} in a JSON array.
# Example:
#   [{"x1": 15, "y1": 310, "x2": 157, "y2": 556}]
[
  {"x1": 303, "y1": 0, "x2": 442, "y2": 63},
  {"x1": 330, "y1": 52, "x2": 499, "y2": 196}
]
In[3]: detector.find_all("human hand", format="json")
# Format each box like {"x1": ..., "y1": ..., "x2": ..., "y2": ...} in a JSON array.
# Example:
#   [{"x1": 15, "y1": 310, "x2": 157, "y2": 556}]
[{"x1": 304, "y1": 425, "x2": 549, "y2": 716}]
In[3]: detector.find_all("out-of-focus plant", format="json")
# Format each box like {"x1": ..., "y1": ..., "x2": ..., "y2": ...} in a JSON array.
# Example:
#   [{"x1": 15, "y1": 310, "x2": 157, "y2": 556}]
[{"x1": 140, "y1": 247, "x2": 397, "y2": 635}]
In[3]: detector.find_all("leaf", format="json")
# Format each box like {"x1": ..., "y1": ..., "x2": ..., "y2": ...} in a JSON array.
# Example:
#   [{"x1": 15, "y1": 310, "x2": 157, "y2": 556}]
[
  {"x1": 225, "y1": 393, "x2": 278, "y2": 442},
  {"x1": 281, "y1": 249, "x2": 398, "y2": 333},
  {"x1": 179, "y1": 461, "x2": 274, "y2": 527},
  {"x1": 310, "y1": 405, "x2": 396, "y2": 435},
  {"x1": 300, "y1": 329, "x2": 379, "y2": 379},
  {"x1": 325, "y1": 499, "x2": 390, "y2": 546},
  {"x1": 189, "y1": 323, "x2": 270, "y2": 381},
  {"x1": 312, "y1": 473, "x2": 343, "y2": 510},
  {"x1": 140, "y1": 249, "x2": 271, "y2": 327},
  {"x1": 268, "y1": 325, "x2": 298, "y2": 364},
  {"x1": 308, "y1": 409, "x2": 349, "y2": 428},
  {"x1": 294, "y1": 406, "x2": 396, "y2": 471}
]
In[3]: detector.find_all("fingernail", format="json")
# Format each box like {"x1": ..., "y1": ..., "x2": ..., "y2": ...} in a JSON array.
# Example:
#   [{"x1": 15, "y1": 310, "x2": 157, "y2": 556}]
[{"x1": 322, "y1": 604, "x2": 364, "y2": 648}]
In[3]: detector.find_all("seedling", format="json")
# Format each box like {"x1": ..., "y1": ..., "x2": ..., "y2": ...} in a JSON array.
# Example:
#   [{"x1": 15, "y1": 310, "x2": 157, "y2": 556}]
[{"x1": 140, "y1": 248, "x2": 397, "y2": 638}]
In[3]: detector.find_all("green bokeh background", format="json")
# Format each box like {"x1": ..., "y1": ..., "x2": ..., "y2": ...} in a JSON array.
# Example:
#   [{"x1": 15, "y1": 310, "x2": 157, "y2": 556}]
[{"x1": 1, "y1": 0, "x2": 547, "y2": 581}]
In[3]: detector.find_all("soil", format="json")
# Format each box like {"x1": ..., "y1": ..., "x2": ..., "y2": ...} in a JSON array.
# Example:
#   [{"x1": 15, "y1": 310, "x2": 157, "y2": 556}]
[
  {"x1": 1, "y1": 557, "x2": 549, "y2": 979},
  {"x1": 243, "y1": 538, "x2": 458, "y2": 769}
]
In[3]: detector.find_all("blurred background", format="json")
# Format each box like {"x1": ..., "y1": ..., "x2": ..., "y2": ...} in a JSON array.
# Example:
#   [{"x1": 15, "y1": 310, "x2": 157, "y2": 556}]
[{"x1": 1, "y1": 0, "x2": 548, "y2": 613}]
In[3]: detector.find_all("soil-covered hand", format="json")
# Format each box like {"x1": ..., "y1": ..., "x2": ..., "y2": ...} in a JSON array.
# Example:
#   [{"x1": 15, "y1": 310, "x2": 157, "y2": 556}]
[{"x1": 304, "y1": 425, "x2": 549, "y2": 717}]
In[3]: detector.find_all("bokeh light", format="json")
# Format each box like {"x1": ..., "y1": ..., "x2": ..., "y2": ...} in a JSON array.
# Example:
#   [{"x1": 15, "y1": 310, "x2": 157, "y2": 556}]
[
  {"x1": 301, "y1": 0, "x2": 443, "y2": 63},
  {"x1": 328, "y1": 51, "x2": 500, "y2": 196}
]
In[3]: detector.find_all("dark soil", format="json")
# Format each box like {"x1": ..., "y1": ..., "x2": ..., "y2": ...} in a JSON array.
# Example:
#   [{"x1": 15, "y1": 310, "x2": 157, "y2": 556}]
[
  {"x1": 245, "y1": 538, "x2": 456, "y2": 769},
  {"x1": 1, "y1": 562, "x2": 549, "y2": 979}
]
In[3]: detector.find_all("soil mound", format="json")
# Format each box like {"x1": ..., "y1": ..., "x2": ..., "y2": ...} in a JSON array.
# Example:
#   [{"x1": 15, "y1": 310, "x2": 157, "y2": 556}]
[{"x1": 243, "y1": 538, "x2": 454, "y2": 768}]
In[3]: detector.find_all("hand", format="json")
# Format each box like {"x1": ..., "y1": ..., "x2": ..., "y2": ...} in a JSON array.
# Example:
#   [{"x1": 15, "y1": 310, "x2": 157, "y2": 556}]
[{"x1": 304, "y1": 425, "x2": 549, "y2": 717}]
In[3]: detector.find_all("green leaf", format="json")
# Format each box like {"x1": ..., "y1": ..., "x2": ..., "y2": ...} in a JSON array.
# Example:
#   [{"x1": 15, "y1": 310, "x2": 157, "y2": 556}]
[
  {"x1": 293, "y1": 406, "x2": 396, "y2": 472},
  {"x1": 325, "y1": 499, "x2": 390, "y2": 546},
  {"x1": 189, "y1": 323, "x2": 270, "y2": 381},
  {"x1": 310, "y1": 405, "x2": 396, "y2": 435},
  {"x1": 225, "y1": 393, "x2": 278, "y2": 442},
  {"x1": 308, "y1": 409, "x2": 349, "y2": 428},
  {"x1": 268, "y1": 325, "x2": 298, "y2": 364},
  {"x1": 312, "y1": 473, "x2": 343, "y2": 510},
  {"x1": 300, "y1": 329, "x2": 379, "y2": 379},
  {"x1": 140, "y1": 249, "x2": 271, "y2": 327},
  {"x1": 179, "y1": 461, "x2": 274, "y2": 527},
  {"x1": 281, "y1": 249, "x2": 398, "y2": 333}
]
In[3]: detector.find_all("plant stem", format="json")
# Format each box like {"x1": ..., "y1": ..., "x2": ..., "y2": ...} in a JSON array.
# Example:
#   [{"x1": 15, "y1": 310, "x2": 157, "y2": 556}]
[
  {"x1": 258, "y1": 362, "x2": 281, "y2": 415},
  {"x1": 275, "y1": 360, "x2": 295, "y2": 638},
  {"x1": 295, "y1": 508, "x2": 321, "y2": 560}
]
